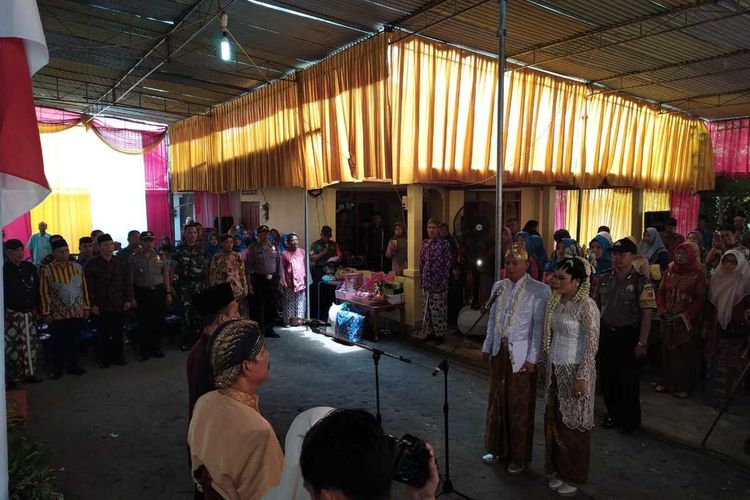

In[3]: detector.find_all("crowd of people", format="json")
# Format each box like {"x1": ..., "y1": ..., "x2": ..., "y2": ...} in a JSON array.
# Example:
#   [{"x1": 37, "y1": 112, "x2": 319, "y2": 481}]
[
  {"x1": 467, "y1": 213, "x2": 750, "y2": 497},
  {"x1": 4, "y1": 209, "x2": 749, "y2": 499},
  {"x1": 2, "y1": 219, "x2": 316, "y2": 388}
]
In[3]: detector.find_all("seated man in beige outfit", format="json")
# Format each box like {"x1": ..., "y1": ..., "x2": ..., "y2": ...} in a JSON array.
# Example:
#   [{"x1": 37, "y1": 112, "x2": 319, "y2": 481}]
[{"x1": 188, "y1": 319, "x2": 283, "y2": 499}]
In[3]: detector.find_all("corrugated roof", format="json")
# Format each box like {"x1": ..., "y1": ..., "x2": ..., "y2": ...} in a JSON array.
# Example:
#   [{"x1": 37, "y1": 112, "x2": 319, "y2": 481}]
[{"x1": 34, "y1": 0, "x2": 750, "y2": 123}]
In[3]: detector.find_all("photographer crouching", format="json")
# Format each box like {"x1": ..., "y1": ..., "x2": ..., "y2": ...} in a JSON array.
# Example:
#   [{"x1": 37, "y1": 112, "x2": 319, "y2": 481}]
[{"x1": 300, "y1": 409, "x2": 440, "y2": 500}]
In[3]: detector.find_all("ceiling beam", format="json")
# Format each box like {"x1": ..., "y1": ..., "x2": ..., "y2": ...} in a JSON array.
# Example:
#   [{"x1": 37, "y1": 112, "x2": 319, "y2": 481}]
[
  {"x1": 593, "y1": 48, "x2": 750, "y2": 83},
  {"x1": 83, "y1": 0, "x2": 237, "y2": 119},
  {"x1": 511, "y1": 3, "x2": 750, "y2": 71},
  {"x1": 663, "y1": 86, "x2": 750, "y2": 104},
  {"x1": 389, "y1": 0, "x2": 456, "y2": 27},
  {"x1": 509, "y1": 0, "x2": 722, "y2": 59},
  {"x1": 392, "y1": 0, "x2": 492, "y2": 45},
  {"x1": 249, "y1": 0, "x2": 374, "y2": 34},
  {"x1": 595, "y1": 64, "x2": 750, "y2": 95}
]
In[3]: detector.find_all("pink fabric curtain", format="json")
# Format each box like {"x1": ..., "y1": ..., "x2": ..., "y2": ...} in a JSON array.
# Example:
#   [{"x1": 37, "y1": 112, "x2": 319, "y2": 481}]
[
  {"x1": 194, "y1": 192, "x2": 231, "y2": 231},
  {"x1": 708, "y1": 118, "x2": 750, "y2": 177},
  {"x1": 670, "y1": 191, "x2": 700, "y2": 236},
  {"x1": 35, "y1": 106, "x2": 167, "y2": 155},
  {"x1": 144, "y1": 141, "x2": 171, "y2": 242},
  {"x1": 554, "y1": 190, "x2": 567, "y2": 230},
  {"x1": 2, "y1": 213, "x2": 32, "y2": 258}
]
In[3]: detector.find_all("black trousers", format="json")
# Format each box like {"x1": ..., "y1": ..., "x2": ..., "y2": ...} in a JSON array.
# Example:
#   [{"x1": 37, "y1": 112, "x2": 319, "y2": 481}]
[
  {"x1": 599, "y1": 322, "x2": 643, "y2": 429},
  {"x1": 94, "y1": 311, "x2": 125, "y2": 364},
  {"x1": 251, "y1": 274, "x2": 277, "y2": 334},
  {"x1": 49, "y1": 318, "x2": 84, "y2": 374},
  {"x1": 134, "y1": 286, "x2": 166, "y2": 356}
]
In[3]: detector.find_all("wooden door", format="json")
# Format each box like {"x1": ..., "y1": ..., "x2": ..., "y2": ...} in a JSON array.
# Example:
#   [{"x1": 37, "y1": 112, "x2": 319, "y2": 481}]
[{"x1": 241, "y1": 201, "x2": 260, "y2": 231}]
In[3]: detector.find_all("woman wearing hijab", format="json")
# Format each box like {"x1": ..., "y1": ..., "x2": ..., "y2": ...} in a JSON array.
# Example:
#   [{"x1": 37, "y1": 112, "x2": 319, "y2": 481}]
[
  {"x1": 589, "y1": 234, "x2": 612, "y2": 275},
  {"x1": 638, "y1": 227, "x2": 670, "y2": 280},
  {"x1": 707, "y1": 250, "x2": 750, "y2": 404},
  {"x1": 204, "y1": 232, "x2": 221, "y2": 260},
  {"x1": 514, "y1": 231, "x2": 541, "y2": 280},
  {"x1": 522, "y1": 219, "x2": 541, "y2": 236},
  {"x1": 544, "y1": 238, "x2": 580, "y2": 283},
  {"x1": 655, "y1": 243, "x2": 706, "y2": 398}
]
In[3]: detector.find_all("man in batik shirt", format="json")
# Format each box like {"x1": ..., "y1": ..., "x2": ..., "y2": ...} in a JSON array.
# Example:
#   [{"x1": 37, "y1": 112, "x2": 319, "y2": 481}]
[
  {"x1": 419, "y1": 218, "x2": 452, "y2": 344},
  {"x1": 209, "y1": 234, "x2": 248, "y2": 315}
]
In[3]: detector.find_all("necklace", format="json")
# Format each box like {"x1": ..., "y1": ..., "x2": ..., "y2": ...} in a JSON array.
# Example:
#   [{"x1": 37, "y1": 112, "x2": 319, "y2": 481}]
[{"x1": 495, "y1": 276, "x2": 528, "y2": 338}]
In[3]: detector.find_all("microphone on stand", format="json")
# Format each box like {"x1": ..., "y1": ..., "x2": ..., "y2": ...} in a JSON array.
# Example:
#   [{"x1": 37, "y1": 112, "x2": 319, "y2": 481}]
[{"x1": 432, "y1": 284, "x2": 503, "y2": 376}]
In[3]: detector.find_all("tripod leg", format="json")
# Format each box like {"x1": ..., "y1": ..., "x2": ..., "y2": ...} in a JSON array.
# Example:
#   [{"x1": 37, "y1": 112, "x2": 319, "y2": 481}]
[{"x1": 702, "y1": 355, "x2": 750, "y2": 446}]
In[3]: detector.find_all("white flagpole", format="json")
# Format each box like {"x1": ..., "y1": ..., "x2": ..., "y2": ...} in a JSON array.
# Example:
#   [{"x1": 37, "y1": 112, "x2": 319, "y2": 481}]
[{"x1": 0, "y1": 196, "x2": 10, "y2": 497}]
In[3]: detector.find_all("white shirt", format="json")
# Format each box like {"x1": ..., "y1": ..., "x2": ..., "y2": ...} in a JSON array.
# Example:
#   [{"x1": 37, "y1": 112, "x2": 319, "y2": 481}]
[{"x1": 482, "y1": 274, "x2": 551, "y2": 372}]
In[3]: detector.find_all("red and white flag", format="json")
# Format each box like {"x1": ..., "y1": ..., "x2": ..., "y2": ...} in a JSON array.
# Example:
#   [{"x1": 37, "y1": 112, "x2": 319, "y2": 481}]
[{"x1": 0, "y1": 0, "x2": 50, "y2": 225}]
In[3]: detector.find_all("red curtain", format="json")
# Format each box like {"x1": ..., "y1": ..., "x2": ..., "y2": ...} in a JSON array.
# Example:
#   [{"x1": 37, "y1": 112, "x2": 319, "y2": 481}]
[
  {"x1": 2, "y1": 213, "x2": 31, "y2": 258},
  {"x1": 144, "y1": 141, "x2": 171, "y2": 242},
  {"x1": 670, "y1": 191, "x2": 700, "y2": 236},
  {"x1": 708, "y1": 118, "x2": 750, "y2": 177},
  {"x1": 193, "y1": 192, "x2": 231, "y2": 231}
]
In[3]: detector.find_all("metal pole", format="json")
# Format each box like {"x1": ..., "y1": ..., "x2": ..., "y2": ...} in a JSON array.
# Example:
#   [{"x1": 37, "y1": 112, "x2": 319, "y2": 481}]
[
  {"x1": 304, "y1": 188, "x2": 310, "y2": 318},
  {"x1": 494, "y1": 0, "x2": 507, "y2": 280},
  {"x1": 0, "y1": 196, "x2": 9, "y2": 498}
]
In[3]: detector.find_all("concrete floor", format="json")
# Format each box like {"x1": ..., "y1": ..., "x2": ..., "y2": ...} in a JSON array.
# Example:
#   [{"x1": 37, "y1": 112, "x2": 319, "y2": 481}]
[{"x1": 23, "y1": 327, "x2": 750, "y2": 500}]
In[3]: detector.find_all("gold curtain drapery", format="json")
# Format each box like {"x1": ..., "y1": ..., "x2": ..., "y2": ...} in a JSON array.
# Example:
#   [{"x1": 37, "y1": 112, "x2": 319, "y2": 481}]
[
  {"x1": 565, "y1": 189, "x2": 633, "y2": 245},
  {"x1": 643, "y1": 190, "x2": 670, "y2": 214},
  {"x1": 168, "y1": 34, "x2": 715, "y2": 193},
  {"x1": 30, "y1": 191, "x2": 92, "y2": 248},
  {"x1": 297, "y1": 34, "x2": 390, "y2": 188},
  {"x1": 169, "y1": 34, "x2": 390, "y2": 192},
  {"x1": 389, "y1": 38, "x2": 714, "y2": 191}
]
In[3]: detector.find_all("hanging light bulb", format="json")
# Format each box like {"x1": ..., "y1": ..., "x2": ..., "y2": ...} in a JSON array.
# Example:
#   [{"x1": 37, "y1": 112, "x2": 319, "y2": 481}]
[
  {"x1": 220, "y1": 31, "x2": 231, "y2": 61},
  {"x1": 219, "y1": 12, "x2": 231, "y2": 61}
]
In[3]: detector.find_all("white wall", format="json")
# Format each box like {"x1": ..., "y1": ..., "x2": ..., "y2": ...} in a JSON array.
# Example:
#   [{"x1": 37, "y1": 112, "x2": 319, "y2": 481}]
[{"x1": 238, "y1": 188, "x2": 308, "y2": 245}]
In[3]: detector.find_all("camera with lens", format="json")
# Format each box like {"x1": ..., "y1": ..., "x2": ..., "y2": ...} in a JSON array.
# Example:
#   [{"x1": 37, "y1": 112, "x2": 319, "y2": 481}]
[{"x1": 389, "y1": 433, "x2": 431, "y2": 488}]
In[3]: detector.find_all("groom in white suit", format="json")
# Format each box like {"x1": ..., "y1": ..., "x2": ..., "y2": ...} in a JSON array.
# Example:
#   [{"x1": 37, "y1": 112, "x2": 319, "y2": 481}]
[{"x1": 481, "y1": 244, "x2": 550, "y2": 474}]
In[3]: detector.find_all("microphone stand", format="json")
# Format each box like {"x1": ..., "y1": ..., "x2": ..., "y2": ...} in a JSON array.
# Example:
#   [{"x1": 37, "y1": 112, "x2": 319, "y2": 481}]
[
  {"x1": 431, "y1": 286, "x2": 501, "y2": 499},
  {"x1": 303, "y1": 318, "x2": 411, "y2": 424}
]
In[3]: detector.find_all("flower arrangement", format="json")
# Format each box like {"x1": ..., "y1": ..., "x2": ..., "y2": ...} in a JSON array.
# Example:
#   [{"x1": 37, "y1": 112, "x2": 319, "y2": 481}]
[{"x1": 357, "y1": 272, "x2": 394, "y2": 303}]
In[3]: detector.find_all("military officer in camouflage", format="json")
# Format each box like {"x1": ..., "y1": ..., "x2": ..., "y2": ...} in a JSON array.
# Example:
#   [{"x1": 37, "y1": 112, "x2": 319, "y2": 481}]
[{"x1": 171, "y1": 223, "x2": 208, "y2": 351}]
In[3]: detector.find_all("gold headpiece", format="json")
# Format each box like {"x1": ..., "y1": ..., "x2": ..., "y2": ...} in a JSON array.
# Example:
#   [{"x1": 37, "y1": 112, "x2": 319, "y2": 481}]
[{"x1": 505, "y1": 243, "x2": 529, "y2": 262}]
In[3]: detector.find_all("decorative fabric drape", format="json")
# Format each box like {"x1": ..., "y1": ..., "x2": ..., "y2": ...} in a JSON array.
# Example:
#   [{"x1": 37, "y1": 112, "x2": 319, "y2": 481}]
[
  {"x1": 565, "y1": 189, "x2": 633, "y2": 244},
  {"x1": 30, "y1": 191, "x2": 92, "y2": 248},
  {"x1": 297, "y1": 34, "x2": 390, "y2": 188},
  {"x1": 389, "y1": 37, "x2": 715, "y2": 191},
  {"x1": 643, "y1": 190, "x2": 670, "y2": 214},
  {"x1": 670, "y1": 192, "x2": 700, "y2": 236},
  {"x1": 169, "y1": 35, "x2": 390, "y2": 192},
  {"x1": 707, "y1": 118, "x2": 750, "y2": 177},
  {"x1": 27, "y1": 125, "x2": 148, "y2": 245},
  {"x1": 193, "y1": 192, "x2": 231, "y2": 229},
  {"x1": 554, "y1": 190, "x2": 567, "y2": 230},
  {"x1": 2, "y1": 212, "x2": 32, "y2": 258},
  {"x1": 144, "y1": 141, "x2": 171, "y2": 241},
  {"x1": 35, "y1": 106, "x2": 166, "y2": 154}
]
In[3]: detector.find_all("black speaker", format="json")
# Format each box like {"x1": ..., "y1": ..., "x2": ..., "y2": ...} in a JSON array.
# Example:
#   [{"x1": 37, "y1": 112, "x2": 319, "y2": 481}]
[
  {"x1": 644, "y1": 211, "x2": 670, "y2": 232},
  {"x1": 214, "y1": 216, "x2": 234, "y2": 234}
]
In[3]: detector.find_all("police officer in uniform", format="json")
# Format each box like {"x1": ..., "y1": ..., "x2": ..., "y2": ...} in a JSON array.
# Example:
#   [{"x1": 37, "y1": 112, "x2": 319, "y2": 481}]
[
  {"x1": 130, "y1": 231, "x2": 173, "y2": 361},
  {"x1": 594, "y1": 237, "x2": 656, "y2": 434},
  {"x1": 170, "y1": 223, "x2": 207, "y2": 351},
  {"x1": 246, "y1": 225, "x2": 280, "y2": 338}
]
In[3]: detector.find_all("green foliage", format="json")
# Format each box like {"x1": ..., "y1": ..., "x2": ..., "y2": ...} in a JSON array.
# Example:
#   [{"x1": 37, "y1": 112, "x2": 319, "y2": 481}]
[
  {"x1": 700, "y1": 177, "x2": 750, "y2": 227},
  {"x1": 7, "y1": 417, "x2": 61, "y2": 500}
]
